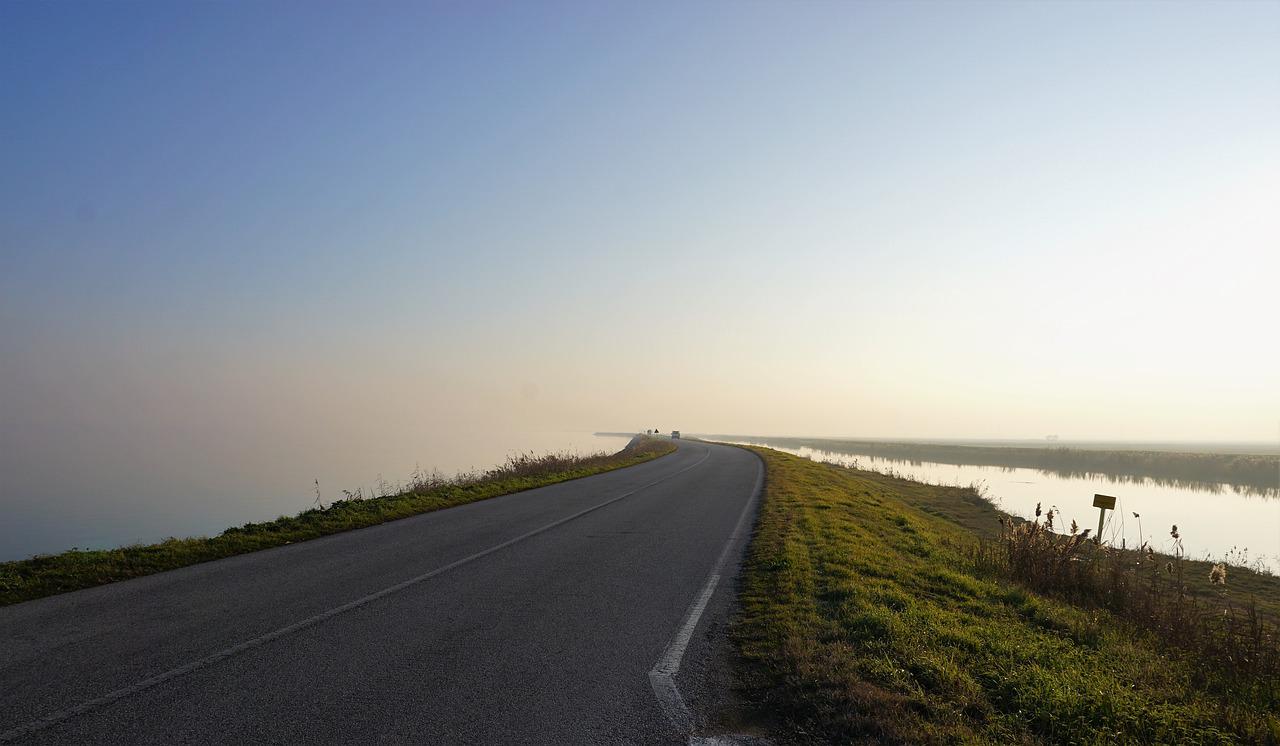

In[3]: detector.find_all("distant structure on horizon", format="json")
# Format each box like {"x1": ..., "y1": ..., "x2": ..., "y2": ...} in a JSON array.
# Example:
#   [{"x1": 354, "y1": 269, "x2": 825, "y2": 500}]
[{"x1": 1046, "y1": 434, "x2": 1060, "y2": 442}]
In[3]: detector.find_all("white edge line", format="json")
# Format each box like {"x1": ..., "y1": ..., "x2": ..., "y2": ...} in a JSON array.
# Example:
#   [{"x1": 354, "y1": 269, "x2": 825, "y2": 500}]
[
  {"x1": 649, "y1": 447, "x2": 764, "y2": 737},
  {"x1": 0, "y1": 448, "x2": 712, "y2": 743}
]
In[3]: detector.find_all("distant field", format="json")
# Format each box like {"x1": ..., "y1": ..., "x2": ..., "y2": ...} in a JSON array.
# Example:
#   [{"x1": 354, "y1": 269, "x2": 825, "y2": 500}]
[
  {"x1": 703, "y1": 435, "x2": 1280, "y2": 494},
  {"x1": 731, "y1": 445, "x2": 1279, "y2": 744}
]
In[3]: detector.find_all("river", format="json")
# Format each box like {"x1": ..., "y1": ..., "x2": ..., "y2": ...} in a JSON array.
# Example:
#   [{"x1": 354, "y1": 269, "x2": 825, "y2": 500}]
[{"x1": 725, "y1": 441, "x2": 1280, "y2": 573}]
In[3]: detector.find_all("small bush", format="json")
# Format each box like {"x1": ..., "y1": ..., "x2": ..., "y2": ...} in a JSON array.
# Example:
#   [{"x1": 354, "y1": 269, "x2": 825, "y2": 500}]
[{"x1": 972, "y1": 505, "x2": 1279, "y2": 717}]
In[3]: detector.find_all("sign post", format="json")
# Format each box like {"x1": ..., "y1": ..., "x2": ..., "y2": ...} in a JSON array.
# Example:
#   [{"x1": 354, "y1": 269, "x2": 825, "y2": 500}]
[{"x1": 1092, "y1": 493, "x2": 1116, "y2": 544}]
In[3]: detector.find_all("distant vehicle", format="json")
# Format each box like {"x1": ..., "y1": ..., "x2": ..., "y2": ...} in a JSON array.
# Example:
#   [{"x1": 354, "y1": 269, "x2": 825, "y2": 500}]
[{"x1": 671, "y1": 431, "x2": 681, "y2": 439}]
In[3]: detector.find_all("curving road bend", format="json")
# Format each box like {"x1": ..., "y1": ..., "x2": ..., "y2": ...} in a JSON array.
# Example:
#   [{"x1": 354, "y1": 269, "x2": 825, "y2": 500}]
[{"x1": 0, "y1": 439, "x2": 762, "y2": 744}]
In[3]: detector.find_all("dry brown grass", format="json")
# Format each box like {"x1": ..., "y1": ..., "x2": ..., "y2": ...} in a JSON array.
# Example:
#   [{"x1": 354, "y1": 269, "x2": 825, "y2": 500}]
[{"x1": 971, "y1": 503, "x2": 1279, "y2": 717}]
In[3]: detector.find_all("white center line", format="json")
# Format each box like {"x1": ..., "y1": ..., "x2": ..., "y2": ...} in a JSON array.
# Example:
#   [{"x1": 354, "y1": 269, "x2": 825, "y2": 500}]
[{"x1": 0, "y1": 448, "x2": 711, "y2": 743}]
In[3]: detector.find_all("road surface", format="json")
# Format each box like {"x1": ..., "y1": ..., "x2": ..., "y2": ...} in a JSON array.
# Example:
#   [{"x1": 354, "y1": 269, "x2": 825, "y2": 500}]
[{"x1": 0, "y1": 439, "x2": 762, "y2": 744}]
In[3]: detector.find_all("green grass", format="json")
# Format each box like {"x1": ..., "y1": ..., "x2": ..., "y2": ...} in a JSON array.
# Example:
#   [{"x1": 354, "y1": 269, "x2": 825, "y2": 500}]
[
  {"x1": 0, "y1": 437, "x2": 674, "y2": 607},
  {"x1": 853, "y1": 466, "x2": 1280, "y2": 621},
  {"x1": 731, "y1": 446, "x2": 1280, "y2": 744}
]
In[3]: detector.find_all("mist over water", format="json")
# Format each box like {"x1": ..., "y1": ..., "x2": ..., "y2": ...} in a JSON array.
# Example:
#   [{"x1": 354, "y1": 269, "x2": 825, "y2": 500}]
[{"x1": 0, "y1": 431, "x2": 630, "y2": 562}]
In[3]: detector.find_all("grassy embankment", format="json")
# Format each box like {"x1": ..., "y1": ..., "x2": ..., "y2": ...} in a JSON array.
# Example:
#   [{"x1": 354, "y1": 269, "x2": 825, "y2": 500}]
[
  {"x1": 831, "y1": 464, "x2": 1280, "y2": 621},
  {"x1": 732, "y1": 446, "x2": 1279, "y2": 744},
  {"x1": 0, "y1": 436, "x2": 674, "y2": 607}
]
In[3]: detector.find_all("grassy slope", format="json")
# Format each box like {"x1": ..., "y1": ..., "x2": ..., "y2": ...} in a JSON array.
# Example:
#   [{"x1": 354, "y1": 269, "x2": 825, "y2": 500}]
[
  {"x1": 732, "y1": 446, "x2": 1278, "y2": 744},
  {"x1": 0, "y1": 438, "x2": 675, "y2": 607},
  {"x1": 856, "y1": 466, "x2": 1280, "y2": 621}
]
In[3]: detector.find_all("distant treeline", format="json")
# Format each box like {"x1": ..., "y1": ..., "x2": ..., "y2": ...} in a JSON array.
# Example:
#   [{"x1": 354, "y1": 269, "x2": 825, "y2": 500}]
[{"x1": 708, "y1": 436, "x2": 1280, "y2": 496}]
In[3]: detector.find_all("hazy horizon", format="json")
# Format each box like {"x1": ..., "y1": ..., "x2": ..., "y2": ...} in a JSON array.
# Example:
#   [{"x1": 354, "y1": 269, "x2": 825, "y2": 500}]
[
  {"x1": 2, "y1": 1, "x2": 1277, "y2": 557},
  {"x1": 692, "y1": 432, "x2": 1280, "y2": 445}
]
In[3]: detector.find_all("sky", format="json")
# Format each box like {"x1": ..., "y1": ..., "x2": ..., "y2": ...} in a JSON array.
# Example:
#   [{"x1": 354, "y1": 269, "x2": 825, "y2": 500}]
[{"x1": 1, "y1": 1, "x2": 1278, "y2": 553}]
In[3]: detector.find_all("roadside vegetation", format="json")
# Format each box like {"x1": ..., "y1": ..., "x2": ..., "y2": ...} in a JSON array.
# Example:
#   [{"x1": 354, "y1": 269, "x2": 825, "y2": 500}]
[
  {"x1": 0, "y1": 436, "x2": 674, "y2": 607},
  {"x1": 715, "y1": 436, "x2": 1280, "y2": 494},
  {"x1": 854, "y1": 465, "x2": 1280, "y2": 621},
  {"x1": 732, "y1": 446, "x2": 1279, "y2": 744}
]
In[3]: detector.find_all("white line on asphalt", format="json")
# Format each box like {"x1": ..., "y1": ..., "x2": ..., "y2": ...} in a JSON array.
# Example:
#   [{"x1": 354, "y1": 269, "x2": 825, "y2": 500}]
[
  {"x1": 0, "y1": 448, "x2": 712, "y2": 743},
  {"x1": 648, "y1": 448, "x2": 764, "y2": 737},
  {"x1": 650, "y1": 575, "x2": 722, "y2": 732}
]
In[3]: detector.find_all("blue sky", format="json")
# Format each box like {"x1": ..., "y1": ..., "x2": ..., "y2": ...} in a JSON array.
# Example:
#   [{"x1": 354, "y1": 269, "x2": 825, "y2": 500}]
[{"x1": 2, "y1": 0, "x2": 1277, "y2": 535}]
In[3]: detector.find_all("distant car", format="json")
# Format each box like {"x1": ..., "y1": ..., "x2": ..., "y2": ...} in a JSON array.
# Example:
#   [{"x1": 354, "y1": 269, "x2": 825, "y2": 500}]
[{"x1": 671, "y1": 431, "x2": 680, "y2": 439}]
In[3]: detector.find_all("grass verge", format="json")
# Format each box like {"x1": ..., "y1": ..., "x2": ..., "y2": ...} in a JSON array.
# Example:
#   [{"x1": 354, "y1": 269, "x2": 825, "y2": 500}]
[
  {"x1": 0, "y1": 436, "x2": 674, "y2": 607},
  {"x1": 732, "y1": 445, "x2": 1279, "y2": 744}
]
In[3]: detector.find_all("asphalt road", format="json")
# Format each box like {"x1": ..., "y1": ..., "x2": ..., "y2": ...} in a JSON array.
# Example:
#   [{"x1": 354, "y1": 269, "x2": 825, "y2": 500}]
[{"x1": 0, "y1": 439, "x2": 763, "y2": 744}]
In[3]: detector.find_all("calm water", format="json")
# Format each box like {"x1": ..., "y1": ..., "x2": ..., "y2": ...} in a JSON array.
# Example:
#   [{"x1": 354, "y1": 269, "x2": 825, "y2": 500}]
[
  {"x1": 1, "y1": 431, "x2": 631, "y2": 562},
  {"x1": 728, "y1": 442, "x2": 1280, "y2": 573}
]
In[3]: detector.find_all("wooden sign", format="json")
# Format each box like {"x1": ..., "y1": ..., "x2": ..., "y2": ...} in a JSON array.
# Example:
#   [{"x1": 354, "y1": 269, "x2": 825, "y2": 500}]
[{"x1": 1093, "y1": 494, "x2": 1117, "y2": 510}]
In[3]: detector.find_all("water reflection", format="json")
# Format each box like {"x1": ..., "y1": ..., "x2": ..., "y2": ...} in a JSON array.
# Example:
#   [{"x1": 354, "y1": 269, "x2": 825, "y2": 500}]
[
  {"x1": 728, "y1": 441, "x2": 1280, "y2": 574},
  {"x1": 711, "y1": 437, "x2": 1280, "y2": 497}
]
